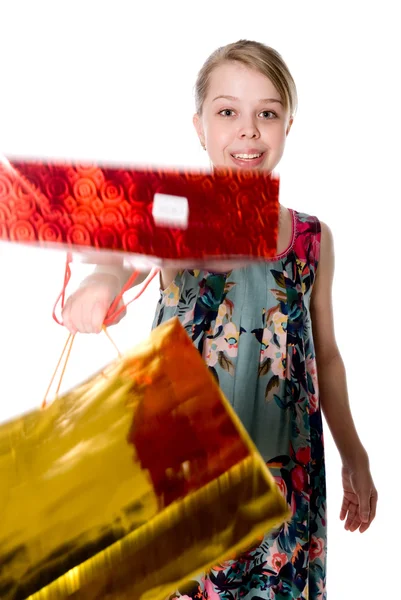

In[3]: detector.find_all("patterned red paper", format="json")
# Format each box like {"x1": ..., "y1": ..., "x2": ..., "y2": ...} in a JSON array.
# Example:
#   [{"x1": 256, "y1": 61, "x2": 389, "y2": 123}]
[{"x1": 0, "y1": 157, "x2": 279, "y2": 267}]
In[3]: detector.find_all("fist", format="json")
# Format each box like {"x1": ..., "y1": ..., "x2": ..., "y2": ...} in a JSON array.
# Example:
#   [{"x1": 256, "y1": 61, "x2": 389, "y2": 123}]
[{"x1": 62, "y1": 273, "x2": 126, "y2": 334}]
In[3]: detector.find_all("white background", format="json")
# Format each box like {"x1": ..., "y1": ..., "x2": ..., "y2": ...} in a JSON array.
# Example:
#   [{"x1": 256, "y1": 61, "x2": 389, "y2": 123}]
[{"x1": 0, "y1": 1, "x2": 399, "y2": 597}]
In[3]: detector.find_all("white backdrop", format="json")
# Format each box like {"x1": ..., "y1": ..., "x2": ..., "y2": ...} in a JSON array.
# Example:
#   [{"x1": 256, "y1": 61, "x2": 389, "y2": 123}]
[{"x1": 0, "y1": 1, "x2": 399, "y2": 597}]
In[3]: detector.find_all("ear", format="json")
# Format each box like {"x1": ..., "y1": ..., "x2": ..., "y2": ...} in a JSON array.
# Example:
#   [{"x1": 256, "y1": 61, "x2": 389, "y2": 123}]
[
  {"x1": 193, "y1": 113, "x2": 205, "y2": 147},
  {"x1": 286, "y1": 116, "x2": 294, "y2": 137}
]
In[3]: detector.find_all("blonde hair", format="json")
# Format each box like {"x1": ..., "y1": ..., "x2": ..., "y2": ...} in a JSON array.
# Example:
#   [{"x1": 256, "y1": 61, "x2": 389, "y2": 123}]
[{"x1": 194, "y1": 40, "x2": 298, "y2": 117}]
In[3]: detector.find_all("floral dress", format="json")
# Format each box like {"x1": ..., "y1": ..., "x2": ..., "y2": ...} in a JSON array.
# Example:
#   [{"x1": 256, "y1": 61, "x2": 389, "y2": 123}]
[{"x1": 152, "y1": 209, "x2": 327, "y2": 600}]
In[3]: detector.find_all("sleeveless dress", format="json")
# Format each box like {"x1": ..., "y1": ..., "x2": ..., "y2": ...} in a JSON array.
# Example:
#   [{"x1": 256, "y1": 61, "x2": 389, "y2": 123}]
[{"x1": 152, "y1": 209, "x2": 327, "y2": 600}]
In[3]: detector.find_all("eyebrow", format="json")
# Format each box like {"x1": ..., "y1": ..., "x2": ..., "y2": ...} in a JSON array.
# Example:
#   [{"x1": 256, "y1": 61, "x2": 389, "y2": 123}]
[{"x1": 212, "y1": 95, "x2": 283, "y2": 105}]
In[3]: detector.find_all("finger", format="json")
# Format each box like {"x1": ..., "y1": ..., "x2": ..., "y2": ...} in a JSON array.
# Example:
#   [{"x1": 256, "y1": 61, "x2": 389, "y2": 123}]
[
  {"x1": 91, "y1": 300, "x2": 108, "y2": 333},
  {"x1": 67, "y1": 295, "x2": 87, "y2": 333},
  {"x1": 339, "y1": 498, "x2": 350, "y2": 521},
  {"x1": 348, "y1": 513, "x2": 362, "y2": 532},
  {"x1": 359, "y1": 490, "x2": 378, "y2": 533},
  {"x1": 369, "y1": 489, "x2": 378, "y2": 522},
  {"x1": 81, "y1": 296, "x2": 104, "y2": 333},
  {"x1": 358, "y1": 489, "x2": 372, "y2": 524},
  {"x1": 359, "y1": 510, "x2": 373, "y2": 533},
  {"x1": 61, "y1": 299, "x2": 77, "y2": 334},
  {"x1": 79, "y1": 294, "x2": 92, "y2": 333},
  {"x1": 359, "y1": 521, "x2": 371, "y2": 534},
  {"x1": 344, "y1": 504, "x2": 358, "y2": 530}
]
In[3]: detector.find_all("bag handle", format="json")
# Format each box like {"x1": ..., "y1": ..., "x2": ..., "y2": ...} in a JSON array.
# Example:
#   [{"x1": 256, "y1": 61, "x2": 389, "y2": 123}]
[
  {"x1": 42, "y1": 325, "x2": 122, "y2": 409},
  {"x1": 45, "y1": 251, "x2": 160, "y2": 408},
  {"x1": 52, "y1": 252, "x2": 160, "y2": 327}
]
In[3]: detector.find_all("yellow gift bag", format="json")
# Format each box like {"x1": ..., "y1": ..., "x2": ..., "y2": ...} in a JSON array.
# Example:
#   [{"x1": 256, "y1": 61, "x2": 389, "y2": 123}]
[{"x1": 0, "y1": 318, "x2": 289, "y2": 600}]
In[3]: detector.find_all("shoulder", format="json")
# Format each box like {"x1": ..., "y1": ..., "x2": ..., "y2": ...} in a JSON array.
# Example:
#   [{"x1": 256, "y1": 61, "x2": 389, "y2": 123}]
[
  {"x1": 293, "y1": 209, "x2": 321, "y2": 231},
  {"x1": 294, "y1": 210, "x2": 334, "y2": 252},
  {"x1": 289, "y1": 209, "x2": 323, "y2": 267},
  {"x1": 292, "y1": 210, "x2": 322, "y2": 249},
  {"x1": 318, "y1": 220, "x2": 335, "y2": 268}
]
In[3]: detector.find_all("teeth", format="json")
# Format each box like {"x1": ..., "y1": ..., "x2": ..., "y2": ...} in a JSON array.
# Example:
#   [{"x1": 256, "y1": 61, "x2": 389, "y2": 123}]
[{"x1": 232, "y1": 153, "x2": 262, "y2": 159}]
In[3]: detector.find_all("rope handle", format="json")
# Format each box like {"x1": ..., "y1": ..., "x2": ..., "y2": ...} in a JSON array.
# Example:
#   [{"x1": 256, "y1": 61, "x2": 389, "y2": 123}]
[
  {"x1": 42, "y1": 325, "x2": 122, "y2": 409},
  {"x1": 53, "y1": 253, "x2": 160, "y2": 327},
  {"x1": 45, "y1": 252, "x2": 160, "y2": 409},
  {"x1": 104, "y1": 265, "x2": 160, "y2": 326}
]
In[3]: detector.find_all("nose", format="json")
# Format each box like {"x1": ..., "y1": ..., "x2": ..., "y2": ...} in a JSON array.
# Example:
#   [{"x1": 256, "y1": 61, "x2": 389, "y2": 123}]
[{"x1": 237, "y1": 115, "x2": 260, "y2": 139}]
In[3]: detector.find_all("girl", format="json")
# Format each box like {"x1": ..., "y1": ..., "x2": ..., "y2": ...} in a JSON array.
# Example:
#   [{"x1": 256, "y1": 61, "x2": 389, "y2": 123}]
[{"x1": 62, "y1": 40, "x2": 377, "y2": 600}]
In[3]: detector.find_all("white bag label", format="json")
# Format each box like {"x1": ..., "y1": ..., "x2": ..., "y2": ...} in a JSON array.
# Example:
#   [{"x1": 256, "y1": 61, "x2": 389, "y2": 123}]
[{"x1": 152, "y1": 193, "x2": 189, "y2": 229}]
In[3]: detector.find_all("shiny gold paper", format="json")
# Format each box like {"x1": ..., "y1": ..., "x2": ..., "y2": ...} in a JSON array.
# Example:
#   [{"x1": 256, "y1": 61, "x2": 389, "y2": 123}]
[{"x1": 1, "y1": 318, "x2": 289, "y2": 600}]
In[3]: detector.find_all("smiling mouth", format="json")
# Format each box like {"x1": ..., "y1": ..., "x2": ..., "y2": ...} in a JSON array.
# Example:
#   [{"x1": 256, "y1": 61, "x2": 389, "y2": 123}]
[
  {"x1": 231, "y1": 152, "x2": 264, "y2": 160},
  {"x1": 229, "y1": 152, "x2": 266, "y2": 168}
]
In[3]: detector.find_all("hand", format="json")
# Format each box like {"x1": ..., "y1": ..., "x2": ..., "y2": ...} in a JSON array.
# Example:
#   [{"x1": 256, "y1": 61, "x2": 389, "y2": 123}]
[
  {"x1": 62, "y1": 273, "x2": 126, "y2": 334},
  {"x1": 340, "y1": 460, "x2": 378, "y2": 533}
]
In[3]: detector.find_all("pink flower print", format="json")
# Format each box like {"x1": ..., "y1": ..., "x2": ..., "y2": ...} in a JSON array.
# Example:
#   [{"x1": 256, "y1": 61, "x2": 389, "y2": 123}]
[
  {"x1": 265, "y1": 540, "x2": 288, "y2": 573},
  {"x1": 273, "y1": 475, "x2": 288, "y2": 500},
  {"x1": 272, "y1": 552, "x2": 288, "y2": 572},
  {"x1": 306, "y1": 356, "x2": 320, "y2": 413},
  {"x1": 293, "y1": 220, "x2": 310, "y2": 261},
  {"x1": 310, "y1": 536, "x2": 326, "y2": 561},
  {"x1": 308, "y1": 234, "x2": 320, "y2": 265},
  {"x1": 265, "y1": 345, "x2": 286, "y2": 378},
  {"x1": 295, "y1": 446, "x2": 311, "y2": 466},
  {"x1": 294, "y1": 223, "x2": 320, "y2": 266},
  {"x1": 203, "y1": 323, "x2": 238, "y2": 373},
  {"x1": 309, "y1": 394, "x2": 319, "y2": 413},
  {"x1": 291, "y1": 465, "x2": 308, "y2": 493},
  {"x1": 202, "y1": 579, "x2": 220, "y2": 600},
  {"x1": 306, "y1": 356, "x2": 318, "y2": 386},
  {"x1": 264, "y1": 539, "x2": 279, "y2": 566}
]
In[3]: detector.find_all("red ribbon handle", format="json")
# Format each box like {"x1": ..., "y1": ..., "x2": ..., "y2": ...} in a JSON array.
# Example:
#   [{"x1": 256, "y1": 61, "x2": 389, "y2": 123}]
[{"x1": 53, "y1": 253, "x2": 160, "y2": 327}]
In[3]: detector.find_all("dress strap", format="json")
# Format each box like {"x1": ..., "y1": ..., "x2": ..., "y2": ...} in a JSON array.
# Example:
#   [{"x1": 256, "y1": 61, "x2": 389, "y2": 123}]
[{"x1": 292, "y1": 211, "x2": 322, "y2": 271}]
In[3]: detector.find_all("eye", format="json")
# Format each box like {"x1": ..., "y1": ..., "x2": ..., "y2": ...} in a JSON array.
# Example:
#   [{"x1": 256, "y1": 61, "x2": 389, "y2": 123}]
[
  {"x1": 218, "y1": 109, "x2": 235, "y2": 117},
  {"x1": 260, "y1": 110, "x2": 277, "y2": 119}
]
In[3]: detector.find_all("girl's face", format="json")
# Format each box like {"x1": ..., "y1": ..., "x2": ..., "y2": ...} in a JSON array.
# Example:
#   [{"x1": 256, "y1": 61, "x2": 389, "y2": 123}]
[{"x1": 194, "y1": 61, "x2": 293, "y2": 173}]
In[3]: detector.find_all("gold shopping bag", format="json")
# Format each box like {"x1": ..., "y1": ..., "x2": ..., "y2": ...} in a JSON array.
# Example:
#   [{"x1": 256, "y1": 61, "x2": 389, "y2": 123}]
[{"x1": 0, "y1": 318, "x2": 290, "y2": 600}]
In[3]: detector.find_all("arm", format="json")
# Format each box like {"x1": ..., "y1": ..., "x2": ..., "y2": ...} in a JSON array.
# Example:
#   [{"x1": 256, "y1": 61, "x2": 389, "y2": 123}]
[
  {"x1": 89, "y1": 265, "x2": 177, "y2": 292},
  {"x1": 310, "y1": 221, "x2": 377, "y2": 531},
  {"x1": 83, "y1": 261, "x2": 150, "y2": 290},
  {"x1": 62, "y1": 258, "x2": 151, "y2": 334},
  {"x1": 311, "y1": 222, "x2": 364, "y2": 462}
]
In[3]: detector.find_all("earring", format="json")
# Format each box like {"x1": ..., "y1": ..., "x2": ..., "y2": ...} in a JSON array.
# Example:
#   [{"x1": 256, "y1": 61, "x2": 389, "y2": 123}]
[{"x1": 201, "y1": 142, "x2": 206, "y2": 151}]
